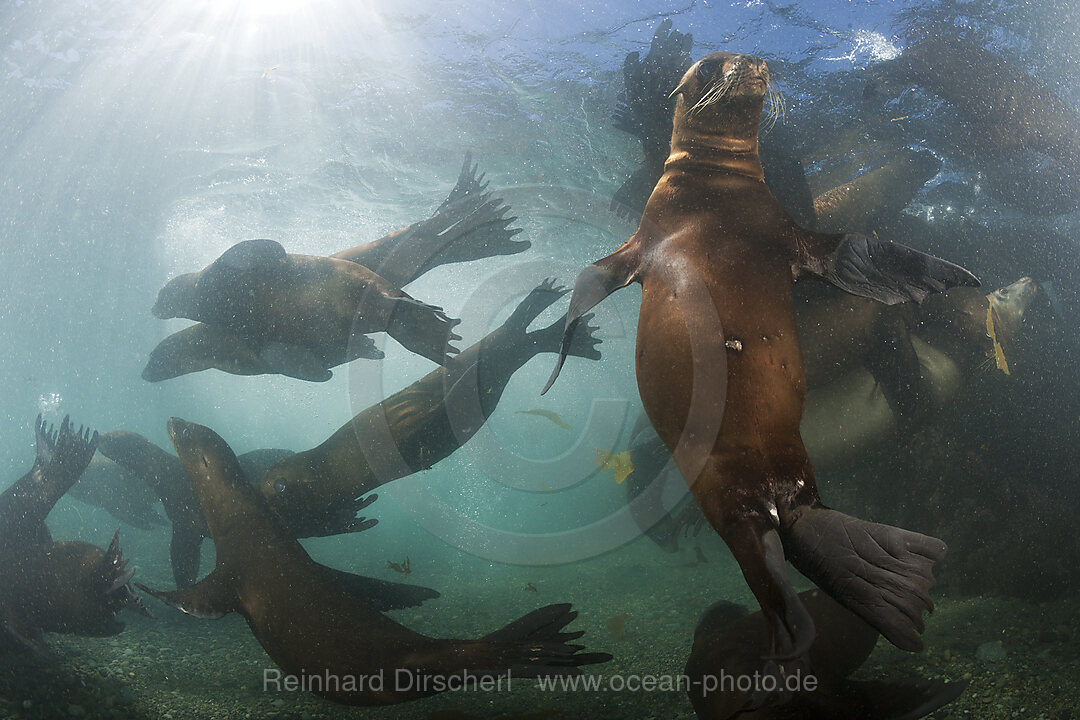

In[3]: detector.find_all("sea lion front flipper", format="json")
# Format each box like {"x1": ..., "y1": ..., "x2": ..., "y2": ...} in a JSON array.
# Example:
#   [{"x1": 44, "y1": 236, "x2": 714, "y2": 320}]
[
  {"x1": 259, "y1": 341, "x2": 335, "y2": 382},
  {"x1": 317, "y1": 566, "x2": 440, "y2": 611},
  {"x1": 135, "y1": 567, "x2": 237, "y2": 619},
  {"x1": 863, "y1": 311, "x2": 928, "y2": 429},
  {"x1": 781, "y1": 506, "x2": 945, "y2": 652},
  {"x1": 542, "y1": 243, "x2": 641, "y2": 394},
  {"x1": 2, "y1": 611, "x2": 51, "y2": 658},
  {"x1": 169, "y1": 525, "x2": 204, "y2": 589},
  {"x1": 797, "y1": 232, "x2": 980, "y2": 305}
]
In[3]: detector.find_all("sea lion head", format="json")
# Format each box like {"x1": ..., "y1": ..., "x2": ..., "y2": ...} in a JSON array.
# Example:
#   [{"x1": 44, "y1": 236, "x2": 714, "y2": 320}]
[
  {"x1": 167, "y1": 418, "x2": 255, "y2": 536},
  {"x1": 671, "y1": 52, "x2": 772, "y2": 131},
  {"x1": 987, "y1": 276, "x2": 1038, "y2": 344}
]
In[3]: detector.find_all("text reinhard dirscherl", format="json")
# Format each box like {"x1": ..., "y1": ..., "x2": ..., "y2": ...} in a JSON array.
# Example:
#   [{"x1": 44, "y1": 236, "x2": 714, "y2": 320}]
[{"x1": 262, "y1": 668, "x2": 819, "y2": 695}]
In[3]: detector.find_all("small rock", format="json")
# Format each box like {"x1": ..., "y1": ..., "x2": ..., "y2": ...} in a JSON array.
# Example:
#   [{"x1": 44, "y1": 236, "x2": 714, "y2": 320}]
[
  {"x1": 976, "y1": 640, "x2": 1007, "y2": 662},
  {"x1": 22, "y1": 700, "x2": 32, "y2": 710}
]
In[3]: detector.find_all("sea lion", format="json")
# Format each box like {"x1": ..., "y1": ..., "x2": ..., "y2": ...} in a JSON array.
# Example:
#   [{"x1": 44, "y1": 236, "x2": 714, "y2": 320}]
[
  {"x1": 868, "y1": 26, "x2": 1080, "y2": 215},
  {"x1": 149, "y1": 238, "x2": 461, "y2": 380},
  {"x1": 96, "y1": 431, "x2": 369, "y2": 588},
  {"x1": 137, "y1": 418, "x2": 611, "y2": 706},
  {"x1": 545, "y1": 51, "x2": 979, "y2": 665},
  {"x1": 685, "y1": 589, "x2": 967, "y2": 719},
  {"x1": 143, "y1": 154, "x2": 524, "y2": 383},
  {"x1": 0, "y1": 416, "x2": 147, "y2": 652},
  {"x1": 68, "y1": 455, "x2": 166, "y2": 531},
  {"x1": 260, "y1": 280, "x2": 602, "y2": 536}
]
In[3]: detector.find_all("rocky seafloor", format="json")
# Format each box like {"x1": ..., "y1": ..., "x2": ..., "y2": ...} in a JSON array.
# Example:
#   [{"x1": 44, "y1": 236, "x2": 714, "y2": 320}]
[{"x1": 1, "y1": 538, "x2": 1077, "y2": 720}]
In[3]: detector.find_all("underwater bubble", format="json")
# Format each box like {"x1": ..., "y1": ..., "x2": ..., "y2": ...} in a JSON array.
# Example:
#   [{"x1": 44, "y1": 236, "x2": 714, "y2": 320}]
[{"x1": 37, "y1": 392, "x2": 62, "y2": 415}]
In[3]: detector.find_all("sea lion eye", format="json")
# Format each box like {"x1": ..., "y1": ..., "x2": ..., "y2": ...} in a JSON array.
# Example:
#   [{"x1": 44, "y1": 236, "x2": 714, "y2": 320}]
[{"x1": 697, "y1": 60, "x2": 719, "y2": 80}]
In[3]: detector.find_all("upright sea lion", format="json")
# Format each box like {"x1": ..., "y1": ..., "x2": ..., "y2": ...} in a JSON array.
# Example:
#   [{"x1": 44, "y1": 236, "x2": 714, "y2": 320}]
[
  {"x1": 685, "y1": 590, "x2": 967, "y2": 719},
  {"x1": 150, "y1": 238, "x2": 461, "y2": 380},
  {"x1": 0, "y1": 416, "x2": 146, "y2": 652},
  {"x1": 868, "y1": 26, "x2": 1080, "y2": 215},
  {"x1": 545, "y1": 52, "x2": 979, "y2": 665},
  {"x1": 144, "y1": 154, "x2": 525, "y2": 382},
  {"x1": 260, "y1": 280, "x2": 602, "y2": 536},
  {"x1": 137, "y1": 418, "x2": 611, "y2": 706}
]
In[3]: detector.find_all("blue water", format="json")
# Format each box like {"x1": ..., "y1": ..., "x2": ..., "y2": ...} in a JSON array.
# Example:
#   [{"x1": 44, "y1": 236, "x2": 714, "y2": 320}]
[{"x1": 2, "y1": 0, "x2": 1079, "y2": 717}]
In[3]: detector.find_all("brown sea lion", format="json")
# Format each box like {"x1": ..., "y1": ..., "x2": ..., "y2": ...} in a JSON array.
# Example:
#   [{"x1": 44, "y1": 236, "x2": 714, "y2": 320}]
[
  {"x1": 868, "y1": 27, "x2": 1080, "y2": 215},
  {"x1": 260, "y1": 279, "x2": 602, "y2": 537},
  {"x1": 685, "y1": 589, "x2": 967, "y2": 719},
  {"x1": 545, "y1": 52, "x2": 979, "y2": 665},
  {"x1": 137, "y1": 418, "x2": 612, "y2": 706},
  {"x1": 0, "y1": 417, "x2": 146, "y2": 652},
  {"x1": 143, "y1": 154, "x2": 524, "y2": 383},
  {"x1": 149, "y1": 238, "x2": 461, "y2": 380}
]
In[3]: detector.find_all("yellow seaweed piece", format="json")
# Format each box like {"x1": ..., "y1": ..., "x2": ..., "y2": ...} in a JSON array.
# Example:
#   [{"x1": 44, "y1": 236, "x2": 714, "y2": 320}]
[
  {"x1": 595, "y1": 449, "x2": 634, "y2": 484},
  {"x1": 986, "y1": 304, "x2": 1011, "y2": 375}
]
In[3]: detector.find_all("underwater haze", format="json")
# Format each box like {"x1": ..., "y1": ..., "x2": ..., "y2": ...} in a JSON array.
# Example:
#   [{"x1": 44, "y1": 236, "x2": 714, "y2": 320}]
[{"x1": 2, "y1": 0, "x2": 1080, "y2": 718}]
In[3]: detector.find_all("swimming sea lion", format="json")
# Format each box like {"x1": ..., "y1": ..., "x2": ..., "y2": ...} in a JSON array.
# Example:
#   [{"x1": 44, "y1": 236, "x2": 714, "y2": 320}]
[
  {"x1": 685, "y1": 589, "x2": 967, "y2": 719},
  {"x1": 0, "y1": 416, "x2": 146, "y2": 652},
  {"x1": 545, "y1": 52, "x2": 979, "y2": 664},
  {"x1": 137, "y1": 418, "x2": 611, "y2": 706},
  {"x1": 260, "y1": 280, "x2": 602, "y2": 536},
  {"x1": 868, "y1": 26, "x2": 1080, "y2": 215},
  {"x1": 150, "y1": 238, "x2": 461, "y2": 380}
]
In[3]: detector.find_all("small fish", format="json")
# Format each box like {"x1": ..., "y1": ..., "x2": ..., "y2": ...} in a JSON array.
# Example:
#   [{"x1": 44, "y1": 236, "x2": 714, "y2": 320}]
[
  {"x1": 525, "y1": 582, "x2": 538, "y2": 592},
  {"x1": 890, "y1": 115, "x2": 910, "y2": 122},
  {"x1": 386, "y1": 556, "x2": 411, "y2": 579},
  {"x1": 261, "y1": 65, "x2": 280, "y2": 79},
  {"x1": 516, "y1": 409, "x2": 573, "y2": 430},
  {"x1": 595, "y1": 449, "x2": 634, "y2": 484}
]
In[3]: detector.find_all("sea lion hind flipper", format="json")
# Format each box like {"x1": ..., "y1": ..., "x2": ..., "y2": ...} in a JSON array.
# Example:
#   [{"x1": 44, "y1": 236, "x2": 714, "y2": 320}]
[
  {"x1": 800, "y1": 232, "x2": 980, "y2": 305},
  {"x1": 318, "y1": 566, "x2": 440, "y2": 611},
  {"x1": 135, "y1": 568, "x2": 237, "y2": 619},
  {"x1": 479, "y1": 603, "x2": 613, "y2": 677},
  {"x1": 386, "y1": 298, "x2": 462, "y2": 365},
  {"x1": 542, "y1": 245, "x2": 640, "y2": 393},
  {"x1": 259, "y1": 341, "x2": 335, "y2": 381},
  {"x1": 782, "y1": 507, "x2": 945, "y2": 652}
]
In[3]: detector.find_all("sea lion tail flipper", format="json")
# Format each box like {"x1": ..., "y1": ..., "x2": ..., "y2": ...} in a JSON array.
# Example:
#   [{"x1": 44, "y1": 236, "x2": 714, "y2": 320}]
[
  {"x1": 837, "y1": 677, "x2": 968, "y2": 720},
  {"x1": 386, "y1": 298, "x2": 463, "y2": 365},
  {"x1": 259, "y1": 341, "x2": 335, "y2": 382},
  {"x1": 542, "y1": 244, "x2": 640, "y2": 394},
  {"x1": 318, "y1": 566, "x2": 440, "y2": 611},
  {"x1": 36, "y1": 414, "x2": 98, "y2": 483},
  {"x1": 478, "y1": 603, "x2": 613, "y2": 677},
  {"x1": 98, "y1": 529, "x2": 155, "y2": 619},
  {"x1": 134, "y1": 567, "x2": 237, "y2": 619},
  {"x1": 169, "y1": 525, "x2": 205, "y2": 589},
  {"x1": 799, "y1": 232, "x2": 980, "y2": 305},
  {"x1": 781, "y1": 506, "x2": 945, "y2": 652}
]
